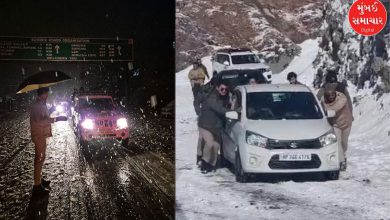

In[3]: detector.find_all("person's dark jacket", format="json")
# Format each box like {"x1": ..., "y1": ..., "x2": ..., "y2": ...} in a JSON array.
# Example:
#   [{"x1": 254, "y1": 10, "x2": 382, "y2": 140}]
[
  {"x1": 194, "y1": 83, "x2": 215, "y2": 115},
  {"x1": 198, "y1": 89, "x2": 229, "y2": 141}
]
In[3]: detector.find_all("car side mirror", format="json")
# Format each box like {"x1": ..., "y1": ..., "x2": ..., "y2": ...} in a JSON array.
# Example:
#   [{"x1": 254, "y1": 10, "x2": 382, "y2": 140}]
[
  {"x1": 327, "y1": 110, "x2": 336, "y2": 118},
  {"x1": 223, "y1": 61, "x2": 230, "y2": 66},
  {"x1": 226, "y1": 111, "x2": 238, "y2": 120}
]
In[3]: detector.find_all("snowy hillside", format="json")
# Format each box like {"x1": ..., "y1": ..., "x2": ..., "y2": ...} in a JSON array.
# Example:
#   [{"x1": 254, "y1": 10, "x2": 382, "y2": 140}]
[
  {"x1": 272, "y1": 38, "x2": 320, "y2": 85},
  {"x1": 175, "y1": 0, "x2": 324, "y2": 71},
  {"x1": 175, "y1": 39, "x2": 390, "y2": 220},
  {"x1": 314, "y1": 0, "x2": 390, "y2": 91}
]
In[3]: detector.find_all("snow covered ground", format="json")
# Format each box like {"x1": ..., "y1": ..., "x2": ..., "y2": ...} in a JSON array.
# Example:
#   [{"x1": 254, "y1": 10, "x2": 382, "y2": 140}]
[{"x1": 175, "y1": 39, "x2": 390, "y2": 220}]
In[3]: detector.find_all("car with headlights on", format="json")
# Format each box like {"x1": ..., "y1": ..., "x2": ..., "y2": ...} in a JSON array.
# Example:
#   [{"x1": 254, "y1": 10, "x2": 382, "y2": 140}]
[
  {"x1": 221, "y1": 84, "x2": 340, "y2": 182},
  {"x1": 72, "y1": 93, "x2": 130, "y2": 146}
]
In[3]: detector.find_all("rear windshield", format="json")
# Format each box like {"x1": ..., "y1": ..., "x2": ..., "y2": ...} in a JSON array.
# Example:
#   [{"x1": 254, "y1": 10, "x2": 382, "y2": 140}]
[
  {"x1": 231, "y1": 54, "x2": 260, "y2": 64},
  {"x1": 79, "y1": 98, "x2": 114, "y2": 111},
  {"x1": 246, "y1": 92, "x2": 323, "y2": 120}
]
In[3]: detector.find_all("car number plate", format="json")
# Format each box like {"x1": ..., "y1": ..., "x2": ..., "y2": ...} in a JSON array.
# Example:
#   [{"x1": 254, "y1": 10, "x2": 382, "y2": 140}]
[{"x1": 279, "y1": 153, "x2": 311, "y2": 161}]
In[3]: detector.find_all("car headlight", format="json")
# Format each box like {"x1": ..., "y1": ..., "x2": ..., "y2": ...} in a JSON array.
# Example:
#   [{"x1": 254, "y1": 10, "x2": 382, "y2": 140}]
[
  {"x1": 246, "y1": 131, "x2": 267, "y2": 148},
  {"x1": 81, "y1": 119, "x2": 94, "y2": 130},
  {"x1": 56, "y1": 105, "x2": 64, "y2": 113},
  {"x1": 319, "y1": 131, "x2": 337, "y2": 147},
  {"x1": 117, "y1": 118, "x2": 128, "y2": 129}
]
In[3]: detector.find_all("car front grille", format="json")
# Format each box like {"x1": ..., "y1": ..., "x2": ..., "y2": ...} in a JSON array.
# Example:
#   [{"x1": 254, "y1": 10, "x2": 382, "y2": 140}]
[
  {"x1": 268, "y1": 154, "x2": 321, "y2": 169},
  {"x1": 266, "y1": 139, "x2": 322, "y2": 150},
  {"x1": 96, "y1": 120, "x2": 114, "y2": 127}
]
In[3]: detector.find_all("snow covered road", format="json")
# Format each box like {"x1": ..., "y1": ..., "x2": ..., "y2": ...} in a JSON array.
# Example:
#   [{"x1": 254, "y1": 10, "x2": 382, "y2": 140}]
[{"x1": 175, "y1": 40, "x2": 390, "y2": 220}]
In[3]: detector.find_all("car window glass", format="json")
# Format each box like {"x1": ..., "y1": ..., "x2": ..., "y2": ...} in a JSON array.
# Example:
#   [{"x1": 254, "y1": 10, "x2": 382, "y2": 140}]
[
  {"x1": 231, "y1": 54, "x2": 260, "y2": 64},
  {"x1": 222, "y1": 55, "x2": 230, "y2": 64},
  {"x1": 246, "y1": 92, "x2": 323, "y2": 120},
  {"x1": 79, "y1": 98, "x2": 114, "y2": 111},
  {"x1": 233, "y1": 91, "x2": 242, "y2": 112},
  {"x1": 216, "y1": 54, "x2": 224, "y2": 64}
]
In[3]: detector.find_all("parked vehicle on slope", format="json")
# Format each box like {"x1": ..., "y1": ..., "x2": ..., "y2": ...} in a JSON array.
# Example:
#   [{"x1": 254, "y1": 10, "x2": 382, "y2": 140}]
[
  {"x1": 221, "y1": 84, "x2": 340, "y2": 182},
  {"x1": 212, "y1": 48, "x2": 272, "y2": 83}
]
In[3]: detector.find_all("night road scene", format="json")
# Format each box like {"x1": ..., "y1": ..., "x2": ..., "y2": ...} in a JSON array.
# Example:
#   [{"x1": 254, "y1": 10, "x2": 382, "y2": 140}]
[{"x1": 0, "y1": 0, "x2": 175, "y2": 219}]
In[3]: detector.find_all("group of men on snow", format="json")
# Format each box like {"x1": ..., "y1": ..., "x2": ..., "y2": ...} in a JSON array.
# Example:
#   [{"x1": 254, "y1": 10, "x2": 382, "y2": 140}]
[{"x1": 189, "y1": 62, "x2": 353, "y2": 174}]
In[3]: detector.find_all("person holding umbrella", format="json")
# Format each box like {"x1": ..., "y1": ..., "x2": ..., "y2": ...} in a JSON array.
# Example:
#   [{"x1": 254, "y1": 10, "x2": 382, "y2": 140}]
[
  {"x1": 30, "y1": 87, "x2": 67, "y2": 195},
  {"x1": 16, "y1": 70, "x2": 71, "y2": 195}
]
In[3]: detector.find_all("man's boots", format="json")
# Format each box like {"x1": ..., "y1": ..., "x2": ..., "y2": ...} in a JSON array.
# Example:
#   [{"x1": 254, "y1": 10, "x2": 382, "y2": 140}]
[{"x1": 340, "y1": 158, "x2": 347, "y2": 171}]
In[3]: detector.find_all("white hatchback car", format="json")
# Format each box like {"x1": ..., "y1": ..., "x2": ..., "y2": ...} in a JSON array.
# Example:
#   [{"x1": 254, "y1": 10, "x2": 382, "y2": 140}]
[
  {"x1": 221, "y1": 84, "x2": 340, "y2": 182},
  {"x1": 212, "y1": 48, "x2": 272, "y2": 83}
]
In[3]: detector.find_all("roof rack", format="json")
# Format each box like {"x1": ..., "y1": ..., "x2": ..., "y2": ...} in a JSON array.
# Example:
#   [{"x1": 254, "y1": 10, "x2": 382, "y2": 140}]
[{"x1": 216, "y1": 48, "x2": 252, "y2": 54}]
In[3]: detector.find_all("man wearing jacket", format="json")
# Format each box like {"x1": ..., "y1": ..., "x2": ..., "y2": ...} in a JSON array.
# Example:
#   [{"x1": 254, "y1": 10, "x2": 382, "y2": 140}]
[
  {"x1": 317, "y1": 70, "x2": 353, "y2": 114},
  {"x1": 194, "y1": 76, "x2": 218, "y2": 165},
  {"x1": 198, "y1": 80, "x2": 230, "y2": 173},
  {"x1": 188, "y1": 62, "x2": 209, "y2": 112},
  {"x1": 196, "y1": 58, "x2": 209, "y2": 80},
  {"x1": 321, "y1": 84, "x2": 353, "y2": 171},
  {"x1": 30, "y1": 87, "x2": 67, "y2": 195}
]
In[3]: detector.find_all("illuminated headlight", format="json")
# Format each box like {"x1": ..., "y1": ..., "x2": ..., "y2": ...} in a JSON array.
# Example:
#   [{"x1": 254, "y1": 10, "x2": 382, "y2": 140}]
[
  {"x1": 246, "y1": 131, "x2": 267, "y2": 148},
  {"x1": 117, "y1": 118, "x2": 128, "y2": 129},
  {"x1": 56, "y1": 105, "x2": 64, "y2": 113},
  {"x1": 319, "y1": 131, "x2": 337, "y2": 147},
  {"x1": 81, "y1": 119, "x2": 94, "y2": 130}
]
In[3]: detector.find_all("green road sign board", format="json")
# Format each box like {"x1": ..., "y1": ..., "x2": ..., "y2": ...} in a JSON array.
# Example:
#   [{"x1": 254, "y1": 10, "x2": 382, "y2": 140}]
[{"x1": 0, "y1": 36, "x2": 133, "y2": 61}]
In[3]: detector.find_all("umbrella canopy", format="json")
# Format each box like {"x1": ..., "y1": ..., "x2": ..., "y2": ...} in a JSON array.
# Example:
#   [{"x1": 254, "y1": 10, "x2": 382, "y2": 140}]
[{"x1": 16, "y1": 70, "x2": 71, "y2": 94}]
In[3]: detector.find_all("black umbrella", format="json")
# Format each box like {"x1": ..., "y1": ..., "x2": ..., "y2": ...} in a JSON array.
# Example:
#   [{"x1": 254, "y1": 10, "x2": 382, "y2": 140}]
[{"x1": 16, "y1": 70, "x2": 72, "y2": 94}]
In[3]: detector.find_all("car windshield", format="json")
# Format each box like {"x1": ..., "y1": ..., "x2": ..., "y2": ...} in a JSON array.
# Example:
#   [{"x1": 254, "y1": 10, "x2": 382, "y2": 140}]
[
  {"x1": 79, "y1": 98, "x2": 114, "y2": 111},
  {"x1": 246, "y1": 92, "x2": 323, "y2": 120},
  {"x1": 231, "y1": 54, "x2": 260, "y2": 64}
]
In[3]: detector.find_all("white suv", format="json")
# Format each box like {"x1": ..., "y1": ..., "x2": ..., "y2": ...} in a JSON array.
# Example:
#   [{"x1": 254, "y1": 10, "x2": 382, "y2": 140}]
[
  {"x1": 221, "y1": 84, "x2": 340, "y2": 182},
  {"x1": 212, "y1": 49, "x2": 272, "y2": 83}
]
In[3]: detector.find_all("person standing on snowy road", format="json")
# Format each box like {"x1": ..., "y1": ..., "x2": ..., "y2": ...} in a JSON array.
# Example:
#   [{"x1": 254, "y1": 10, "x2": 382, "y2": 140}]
[
  {"x1": 188, "y1": 62, "x2": 209, "y2": 112},
  {"x1": 198, "y1": 80, "x2": 230, "y2": 173},
  {"x1": 30, "y1": 87, "x2": 68, "y2": 196},
  {"x1": 197, "y1": 58, "x2": 209, "y2": 80},
  {"x1": 287, "y1": 72, "x2": 302, "y2": 85},
  {"x1": 321, "y1": 84, "x2": 353, "y2": 171},
  {"x1": 194, "y1": 76, "x2": 218, "y2": 166}
]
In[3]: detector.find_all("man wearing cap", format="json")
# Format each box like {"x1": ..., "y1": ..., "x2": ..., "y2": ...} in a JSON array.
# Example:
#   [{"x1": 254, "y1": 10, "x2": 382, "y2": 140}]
[
  {"x1": 321, "y1": 84, "x2": 353, "y2": 171},
  {"x1": 30, "y1": 87, "x2": 67, "y2": 196},
  {"x1": 188, "y1": 62, "x2": 209, "y2": 112}
]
